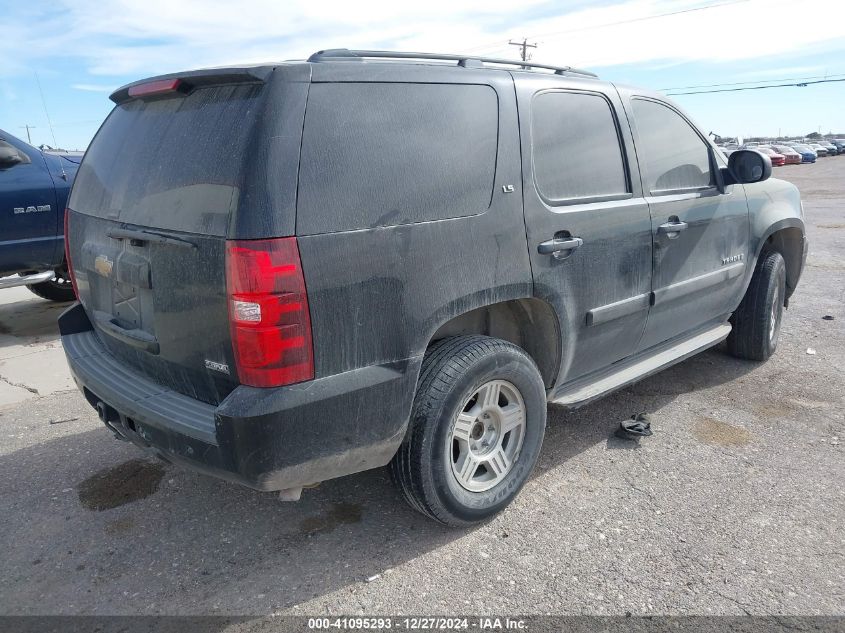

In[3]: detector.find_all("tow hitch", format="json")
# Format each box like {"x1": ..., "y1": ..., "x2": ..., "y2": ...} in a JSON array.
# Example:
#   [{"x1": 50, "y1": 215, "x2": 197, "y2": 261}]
[{"x1": 95, "y1": 401, "x2": 126, "y2": 440}]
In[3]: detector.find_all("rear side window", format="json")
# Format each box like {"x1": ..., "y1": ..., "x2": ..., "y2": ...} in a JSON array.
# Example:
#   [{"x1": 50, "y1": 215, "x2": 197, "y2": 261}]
[
  {"x1": 632, "y1": 98, "x2": 712, "y2": 193},
  {"x1": 0, "y1": 138, "x2": 32, "y2": 165},
  {"x1": 531, "y1": 91, "x2": 628, "y2": 202},
  {"x1": 297, "y1": 83, "x2": 498, "y2": 234},
  {"x1": 70, "y1": 85, "x2": 262, "y2": 236}
]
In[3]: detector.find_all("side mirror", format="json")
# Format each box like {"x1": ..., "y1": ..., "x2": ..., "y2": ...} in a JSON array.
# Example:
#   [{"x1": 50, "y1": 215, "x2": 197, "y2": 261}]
[
  {"x1": 724, "y1": 149, "x2": 772, "y2": 185},
  {"x1": 0, "y1": 145, "x2": 23, "y2": 168}
]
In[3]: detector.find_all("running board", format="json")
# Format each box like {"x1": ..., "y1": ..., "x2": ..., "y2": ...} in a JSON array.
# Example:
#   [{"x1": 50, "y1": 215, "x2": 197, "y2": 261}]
[{"x1": 550, "y1": 323, "x2": 732, "y2": 408}]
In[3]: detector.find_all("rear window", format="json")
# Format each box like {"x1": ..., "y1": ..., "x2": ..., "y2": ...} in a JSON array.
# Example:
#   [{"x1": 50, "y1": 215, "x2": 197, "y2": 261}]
[
  {"x1": 70, "y1": 84, "x2": 262, "y2": 236},
  {"x1": 297, "y1": 82, "x2": 498, "y2": 235}
]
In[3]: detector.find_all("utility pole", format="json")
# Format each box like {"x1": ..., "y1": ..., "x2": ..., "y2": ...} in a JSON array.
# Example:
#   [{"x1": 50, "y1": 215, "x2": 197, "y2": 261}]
[
  {"x1": 508, "y1": 38, "x2": 537, "y2": 62},
  {"x1": 19, "y1": 124, "x2": 36, "y2": 144}
]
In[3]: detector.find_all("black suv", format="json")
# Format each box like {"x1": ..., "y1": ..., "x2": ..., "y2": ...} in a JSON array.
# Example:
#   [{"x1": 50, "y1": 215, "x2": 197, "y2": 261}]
[{"x1": 60, "y1": 49, "x2": 807, "y2": 526}]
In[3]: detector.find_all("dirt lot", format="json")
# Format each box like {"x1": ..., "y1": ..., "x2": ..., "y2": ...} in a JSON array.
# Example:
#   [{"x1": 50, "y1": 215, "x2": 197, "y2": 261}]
[{"x1": 0, "y1": 159, "x2": 843, "y2": 618}]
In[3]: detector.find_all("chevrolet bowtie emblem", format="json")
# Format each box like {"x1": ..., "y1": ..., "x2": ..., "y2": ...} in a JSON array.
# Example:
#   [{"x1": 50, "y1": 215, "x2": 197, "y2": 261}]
[{"x1": 94, "y1": 255, "x2": 114, "y2": 277}]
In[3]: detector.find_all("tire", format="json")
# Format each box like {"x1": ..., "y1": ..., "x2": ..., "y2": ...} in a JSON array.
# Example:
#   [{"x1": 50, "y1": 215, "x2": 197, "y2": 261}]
[
  {"x1": 727, "y1": 250, "x2": 786, "y2": 361},
  {"x1": 390, "y1": 335, "x2": 546, "y2": 526},
  {"x1": 26, "y1": 266, "x2": 75, "y2": 302}
]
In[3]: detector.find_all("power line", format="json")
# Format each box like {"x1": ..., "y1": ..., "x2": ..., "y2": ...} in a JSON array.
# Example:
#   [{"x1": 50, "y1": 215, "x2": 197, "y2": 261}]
[
  {"x1": 464, "y1": 0, "x2": 751, "y2": 56},
  {"x1": 49, "y1": 119, "x2": 103, "y2": 128},
  {"x1": 530, "y1": 0, "x2": 751, "y2": 40},
  {"x1": 661, "y1": 72, "x2": 845, "y2": 92},
  {"x1": 666, "y1": 77, "x2": 845, "y2": 95}
]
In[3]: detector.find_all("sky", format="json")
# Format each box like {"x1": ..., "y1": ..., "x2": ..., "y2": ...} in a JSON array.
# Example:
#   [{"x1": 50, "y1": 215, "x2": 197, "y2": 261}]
[{"x1": 2, "y1": 0, "x2": 844, "y2": 150}]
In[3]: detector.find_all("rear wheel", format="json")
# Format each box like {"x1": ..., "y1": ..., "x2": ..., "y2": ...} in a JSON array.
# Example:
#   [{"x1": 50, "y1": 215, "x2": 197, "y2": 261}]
[
  {"x1": 727, "y1": 250, "x2": 786, "y2": 361},
  {"x1": 390, "y1": 335, "x2": 546, "y2": 526},
  {"x1": 26, "y1": 265, "x2": 75, "y2": 302}
]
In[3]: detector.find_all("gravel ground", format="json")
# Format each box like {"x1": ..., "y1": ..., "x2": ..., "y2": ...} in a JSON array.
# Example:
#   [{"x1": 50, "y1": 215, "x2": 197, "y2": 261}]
[{"x1": 0, "y1": 159, "x2": 843, "y2": 618}]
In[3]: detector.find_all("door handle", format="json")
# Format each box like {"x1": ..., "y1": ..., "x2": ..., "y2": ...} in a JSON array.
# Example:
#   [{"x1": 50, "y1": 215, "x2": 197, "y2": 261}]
[
  {"x1": 657, "y1": 216, "x2": 688, "y2": 240},
  {"x1": 538, "y1": 236, "x2": 583, "y2": 260},
  {"x1": 93, "y1": 311, "x2": 160, "y2": 355}
]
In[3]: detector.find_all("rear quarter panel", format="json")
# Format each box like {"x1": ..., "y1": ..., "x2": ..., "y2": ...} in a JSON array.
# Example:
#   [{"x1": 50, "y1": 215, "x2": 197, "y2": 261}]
[
  {"x1": 44, "y1": 153, "x2": 79, "y2": 264},
  {"x1": 295, "y1": 66, "x2": 532, "y2": 379}
]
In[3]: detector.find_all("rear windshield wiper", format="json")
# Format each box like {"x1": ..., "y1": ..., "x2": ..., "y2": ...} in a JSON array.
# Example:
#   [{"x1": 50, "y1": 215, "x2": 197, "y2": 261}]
[{"x1": 107, "y1": 228, "x2": 197, "y2": 249}]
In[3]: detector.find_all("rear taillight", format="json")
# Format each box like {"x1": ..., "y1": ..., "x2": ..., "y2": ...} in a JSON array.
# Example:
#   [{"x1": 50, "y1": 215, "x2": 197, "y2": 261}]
[
  {"x1": 64, "y1": 208, "x2": 78, "y2": 299},
  {"x1": 128, "y1": 78, "x2": 183, "y2": 98},
  {"x1": 225, "y1": 237, "x2": 314, "y2": 388}
]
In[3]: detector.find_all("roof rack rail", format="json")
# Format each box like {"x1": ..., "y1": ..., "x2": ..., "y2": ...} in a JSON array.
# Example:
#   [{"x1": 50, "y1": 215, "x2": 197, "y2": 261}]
[{"x1": 307, "y1": 49, "x2": 598, "y2": 79}]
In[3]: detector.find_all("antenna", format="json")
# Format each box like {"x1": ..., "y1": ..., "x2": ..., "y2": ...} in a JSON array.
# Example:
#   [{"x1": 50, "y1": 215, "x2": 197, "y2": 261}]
[{"x1": 34, "y1": 72, "x2": 67, "y2": 180}]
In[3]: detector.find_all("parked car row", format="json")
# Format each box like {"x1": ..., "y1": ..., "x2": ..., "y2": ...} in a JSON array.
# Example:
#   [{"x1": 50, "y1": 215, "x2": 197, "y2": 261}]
[{"x1": 719, "y1": 138, "x2": 845, "y2": 164}]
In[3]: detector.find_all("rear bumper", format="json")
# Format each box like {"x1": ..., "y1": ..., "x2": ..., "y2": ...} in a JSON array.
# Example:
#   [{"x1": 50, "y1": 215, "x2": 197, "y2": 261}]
[
  {"x1": 59, "y1": 303, "x2": 419, "y2": 491},
  {"x1": 0, "y1": 270, "x2": 54, "y2": 290}
]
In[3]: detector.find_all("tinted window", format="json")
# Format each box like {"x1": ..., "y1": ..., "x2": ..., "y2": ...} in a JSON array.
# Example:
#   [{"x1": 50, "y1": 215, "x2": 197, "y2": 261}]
[
  {"x1": 70, "y1": 85, "x2": 263, "y2": 236},
  {"x1": 0, "y1": 138, "x2": 31, "y2": 166},
  {"x1": 532, "y1": 91, "x2": 627, "y2": 201},
  {"x1": 297, "y1": 83, "x2": 498, "y2": 234},
  {"x1": 632, "y1": 99, "x2": 711, "y2": 193}
]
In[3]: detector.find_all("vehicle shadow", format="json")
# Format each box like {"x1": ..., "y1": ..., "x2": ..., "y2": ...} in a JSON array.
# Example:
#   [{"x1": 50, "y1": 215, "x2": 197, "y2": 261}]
[
  {"x1": 0, "y1": 423, "x2": 460, "y2": 615},
  {"x1": 0, "y1": 345, "x2": 761, "y2": 615},
  {"x1": 0, "y1": 291, "x2": 71, "y2": 346},
  {"x1": 541, "y1": 343, "x2": 759, "y2": 462}
]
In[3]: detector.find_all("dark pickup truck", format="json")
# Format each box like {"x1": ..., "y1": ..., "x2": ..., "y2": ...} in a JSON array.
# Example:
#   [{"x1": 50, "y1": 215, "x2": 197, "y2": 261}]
[{"x1": 1, "y1": 129, "x2": 79, "y2": 301}]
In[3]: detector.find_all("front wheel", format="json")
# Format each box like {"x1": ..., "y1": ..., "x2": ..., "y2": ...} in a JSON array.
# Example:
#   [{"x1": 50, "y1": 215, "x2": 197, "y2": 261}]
[
  {"x1": 727, "y1": 250, "x2": 786, "y2": 361},
  {"x1": 390, "y1": 336, "x2": 547, "y2": 526},
  {"x1": 26, "y1": 265, "x2": 75, "y2": 302}
]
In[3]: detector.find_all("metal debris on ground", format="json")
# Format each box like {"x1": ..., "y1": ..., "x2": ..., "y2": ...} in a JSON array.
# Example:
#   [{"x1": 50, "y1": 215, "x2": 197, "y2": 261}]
[{"x1": 48, "y1": 417, "x2": 79, "y2": 425}]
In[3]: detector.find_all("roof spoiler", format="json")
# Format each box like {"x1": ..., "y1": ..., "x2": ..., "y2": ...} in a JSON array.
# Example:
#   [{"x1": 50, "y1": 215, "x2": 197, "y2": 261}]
[{"x1": 110, "y1": 66, "x2": 274, "y2": 104}]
